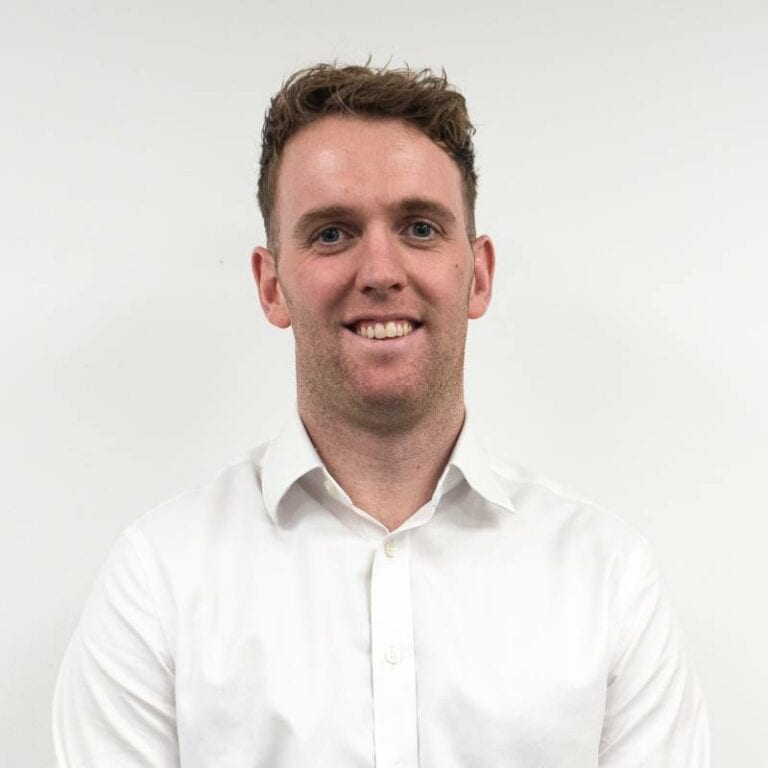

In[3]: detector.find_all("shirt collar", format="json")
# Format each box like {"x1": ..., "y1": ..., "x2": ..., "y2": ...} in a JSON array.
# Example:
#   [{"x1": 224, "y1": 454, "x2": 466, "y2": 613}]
[
  {"x1": 443, "y1": 411, "x2": 515, "y2": 515},
  {"x1": 261, "y1": 407, "x2": 515, "y2": 523},
  {"x1": 261, "y1": 408, "x2": 324, "y2": 523}
]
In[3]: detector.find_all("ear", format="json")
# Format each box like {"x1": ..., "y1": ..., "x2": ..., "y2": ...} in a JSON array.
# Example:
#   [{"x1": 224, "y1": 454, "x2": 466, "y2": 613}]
[
  {"x1": 251, "y1": 246, "x2": 291, "y2": 329},
  {"x1": 467, "y1": 235, "x2": 495, "y2": 319}
]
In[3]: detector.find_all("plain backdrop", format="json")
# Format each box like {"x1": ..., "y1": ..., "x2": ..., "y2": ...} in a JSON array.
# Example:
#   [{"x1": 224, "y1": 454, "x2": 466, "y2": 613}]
[{"x1": 1, "y1": 0, "x2": 766, "y2": 764}]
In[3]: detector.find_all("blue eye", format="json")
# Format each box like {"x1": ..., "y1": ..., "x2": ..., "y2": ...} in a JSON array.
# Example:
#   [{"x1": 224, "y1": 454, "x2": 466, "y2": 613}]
[
  {"x1": 409, "y1": 221, "x2": 435, "y2": 238},
  {"x1": 318, "y1": 227, "x2": 342, "y2": 243}
]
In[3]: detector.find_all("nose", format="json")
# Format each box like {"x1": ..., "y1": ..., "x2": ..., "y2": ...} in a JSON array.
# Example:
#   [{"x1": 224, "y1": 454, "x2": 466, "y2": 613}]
[{"x1": 354, "y1": 227, "x2": 407, "y2": 296}]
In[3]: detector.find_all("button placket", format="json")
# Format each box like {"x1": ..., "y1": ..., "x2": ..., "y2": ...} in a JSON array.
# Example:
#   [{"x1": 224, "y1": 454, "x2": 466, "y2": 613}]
[{"x1": 370, "y1": 533, "x2": 418, "y2": 768}]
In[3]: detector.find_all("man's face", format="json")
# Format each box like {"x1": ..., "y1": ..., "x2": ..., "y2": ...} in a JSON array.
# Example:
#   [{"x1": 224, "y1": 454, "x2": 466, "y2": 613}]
[{"x1": 252, "y1": 115, "x2": 494, "y2": 427}]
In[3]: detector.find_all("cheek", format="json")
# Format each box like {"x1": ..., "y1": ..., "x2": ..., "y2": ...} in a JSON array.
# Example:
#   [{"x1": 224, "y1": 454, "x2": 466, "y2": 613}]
[
  {"x1": 427, "y1": 268, "x2": 474, "y2": 307},
  {"x1": 285, "y1": 287, "x2": 347, "y2": 336},
  {"x1": 297, "y1": 261, "x2": 352, "y2": 300}
]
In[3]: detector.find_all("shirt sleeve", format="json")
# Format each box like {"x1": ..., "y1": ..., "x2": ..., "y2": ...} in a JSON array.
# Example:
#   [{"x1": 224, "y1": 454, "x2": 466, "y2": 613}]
[
  {"x1": 52, "y1": 527, "x2": 180, "y2": 767},
  {"x1": 598, "y1": 539, "x2": 710, "y2": 767}
]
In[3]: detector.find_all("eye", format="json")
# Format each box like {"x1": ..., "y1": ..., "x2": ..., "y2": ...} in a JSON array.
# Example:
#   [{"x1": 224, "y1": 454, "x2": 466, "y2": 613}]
[
  {"x1": 316, "y1": 226, "x2": 344, "y2": 244},
  {"x1": 406, "y1": 220, "x2": 438, "y2": 239},
  {"x1": 310, "y1": 225, "x2": 353, "y2": 252}
]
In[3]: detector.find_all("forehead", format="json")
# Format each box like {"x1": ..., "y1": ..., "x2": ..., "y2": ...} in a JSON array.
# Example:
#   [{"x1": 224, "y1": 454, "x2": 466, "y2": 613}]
[{"x1": 274, "y1": 115, "x2": 466, "y2": 225}]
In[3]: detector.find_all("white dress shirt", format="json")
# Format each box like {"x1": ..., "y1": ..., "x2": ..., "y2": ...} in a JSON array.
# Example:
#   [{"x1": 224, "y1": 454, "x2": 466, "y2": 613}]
[{"x1": 53, "y1": 410, "x2": 709, "y2": 767}]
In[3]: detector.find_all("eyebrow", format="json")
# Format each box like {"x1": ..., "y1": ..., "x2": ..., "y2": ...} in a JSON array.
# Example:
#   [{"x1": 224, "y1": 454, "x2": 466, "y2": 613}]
[
  {"x1": 292, "y1": 197, "x2": 458, "y2": 239},
  {"x1": 293, "y1": 206, "x2": 357, "y2": 239},
  {"x1": 395, "y1": 197, "x2": 457, "y2": 226}
]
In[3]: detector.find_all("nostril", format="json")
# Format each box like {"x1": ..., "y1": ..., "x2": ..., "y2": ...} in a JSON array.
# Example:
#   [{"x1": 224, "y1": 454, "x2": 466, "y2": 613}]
[{"x1": 362, "y1": 281, "x2": 404, "y2": 293}]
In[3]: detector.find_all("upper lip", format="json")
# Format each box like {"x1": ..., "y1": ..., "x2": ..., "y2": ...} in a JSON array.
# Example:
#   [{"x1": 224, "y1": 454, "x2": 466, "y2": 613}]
[{"x1": 344, "y1": 314, "x2": 422, "y2": 327}]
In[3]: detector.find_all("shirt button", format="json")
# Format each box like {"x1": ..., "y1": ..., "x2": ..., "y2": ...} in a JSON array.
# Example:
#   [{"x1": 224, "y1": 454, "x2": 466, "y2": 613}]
[
  {"x1": 323, "y1": 479, "x2": 337, "y2": 497},
  {"x1": 385, "y1": 646, "x2": 401, "y2": 665},
  {"x1": 384, "y1": 539, "x2": 398, "y2": 558}
]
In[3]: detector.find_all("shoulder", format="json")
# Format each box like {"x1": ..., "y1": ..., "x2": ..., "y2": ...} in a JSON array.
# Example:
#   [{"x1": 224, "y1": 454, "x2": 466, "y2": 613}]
[
  {"x1": 125, "y1": 441, "x2": 273, "y2": 562},
  {"x1": 486, "y1": 452, "x2": 651, "y2": 564}
]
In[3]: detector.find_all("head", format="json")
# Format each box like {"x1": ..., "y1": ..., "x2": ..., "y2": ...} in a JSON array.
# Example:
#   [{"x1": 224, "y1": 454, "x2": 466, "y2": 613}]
[
  {"x1": 257, "y1": 62, "x2": 478, "y2": 250},
  {"x1": 252, "y1": 63, "x2": 494, "y2": 432}
]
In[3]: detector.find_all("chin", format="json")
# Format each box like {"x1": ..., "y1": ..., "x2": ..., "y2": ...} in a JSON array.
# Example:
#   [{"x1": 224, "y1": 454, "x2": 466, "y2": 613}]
[{"x1": 349, "y1": 385, "x2": 436, "y2": 426}]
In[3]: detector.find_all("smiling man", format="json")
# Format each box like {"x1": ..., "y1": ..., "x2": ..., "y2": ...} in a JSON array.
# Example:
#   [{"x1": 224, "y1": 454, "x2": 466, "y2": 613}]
[
  {"x1": 252, "y1": 110, "x2": 493, "y2": 532},
  {"x1": 53, "y1": 64, "x2": 709, "y2": 767}
]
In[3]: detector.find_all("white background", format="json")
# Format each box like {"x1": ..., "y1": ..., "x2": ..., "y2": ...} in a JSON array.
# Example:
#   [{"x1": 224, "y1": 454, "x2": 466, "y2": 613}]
[{"x1": 1, "y1": 0, "x2": 766, "y2": 764}]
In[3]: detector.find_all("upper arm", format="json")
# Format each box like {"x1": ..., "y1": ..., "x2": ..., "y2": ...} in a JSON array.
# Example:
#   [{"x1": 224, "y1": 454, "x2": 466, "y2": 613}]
[
  {"x1": 599, "y1": 541, "x2": 710, "y2": 767},
  {"x1": 53, "y1": 529, "x2": 180, "y2": 767}
]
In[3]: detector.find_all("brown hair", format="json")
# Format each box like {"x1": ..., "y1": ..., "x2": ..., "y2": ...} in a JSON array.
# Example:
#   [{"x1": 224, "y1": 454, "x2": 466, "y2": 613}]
[{"x1": 257, "y1": 62, "x2": 478, "y2": 246}]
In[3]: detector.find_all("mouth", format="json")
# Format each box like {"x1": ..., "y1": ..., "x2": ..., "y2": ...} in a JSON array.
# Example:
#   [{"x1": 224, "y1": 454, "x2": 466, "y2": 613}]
[{"x1": 346, "y1": 319, "x2": 422, "y2": 340}]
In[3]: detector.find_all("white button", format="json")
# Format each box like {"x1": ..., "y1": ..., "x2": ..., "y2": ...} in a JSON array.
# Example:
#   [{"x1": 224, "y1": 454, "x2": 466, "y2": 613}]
[
  {"x1": 384, "y1": 539, "x2": 398, "y2": 558},
  {"x1": 385, "y1": 646, "x2": 401, "y2": 664},
  {"x1": 323, "y1": 479, "x2": 337, "y2": 497}
]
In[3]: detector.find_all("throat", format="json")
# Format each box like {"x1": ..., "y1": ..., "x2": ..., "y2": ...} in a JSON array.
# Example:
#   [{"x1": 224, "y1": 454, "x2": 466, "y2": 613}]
[{"x1": 299, "y1": 402, "x2": 466, "y2": 529}]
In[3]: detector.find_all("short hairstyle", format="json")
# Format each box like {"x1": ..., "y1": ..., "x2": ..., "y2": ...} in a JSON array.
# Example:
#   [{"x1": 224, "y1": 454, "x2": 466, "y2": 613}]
[{"x1": 257, "y1": 62, "x2": 478, "y2": 246}]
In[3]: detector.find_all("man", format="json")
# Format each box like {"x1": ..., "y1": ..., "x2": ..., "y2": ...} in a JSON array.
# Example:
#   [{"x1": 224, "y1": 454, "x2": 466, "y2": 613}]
[{"x1": 53, "y1": 63, "x2": 709, "y2": 766}]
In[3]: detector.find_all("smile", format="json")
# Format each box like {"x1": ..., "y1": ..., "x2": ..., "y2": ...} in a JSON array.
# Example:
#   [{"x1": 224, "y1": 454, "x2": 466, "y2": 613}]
[{"x1": 351, "y1": 320, "x2": 418, "y2": 339}]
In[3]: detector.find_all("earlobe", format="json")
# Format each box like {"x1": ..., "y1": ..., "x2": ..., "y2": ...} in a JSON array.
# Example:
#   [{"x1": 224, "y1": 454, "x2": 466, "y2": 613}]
[
  {"x1": 251, "y1": 246, "x2": 291, "y2": 329},
  {"x1": 467, "y1": 235, "x2": 495, "y2": 320}
]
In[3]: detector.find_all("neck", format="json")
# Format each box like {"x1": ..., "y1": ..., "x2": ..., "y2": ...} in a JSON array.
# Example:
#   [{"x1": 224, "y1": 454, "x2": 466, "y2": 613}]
[{"x1": 299, "y1": 394, "x2": 466, "y2": 531}]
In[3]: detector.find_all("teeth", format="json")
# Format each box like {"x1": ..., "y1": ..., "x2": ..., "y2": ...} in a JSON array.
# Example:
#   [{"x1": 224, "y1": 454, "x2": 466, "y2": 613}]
[{"x1": 355, "y1": 320, "x2": 415, "y2": 339}]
